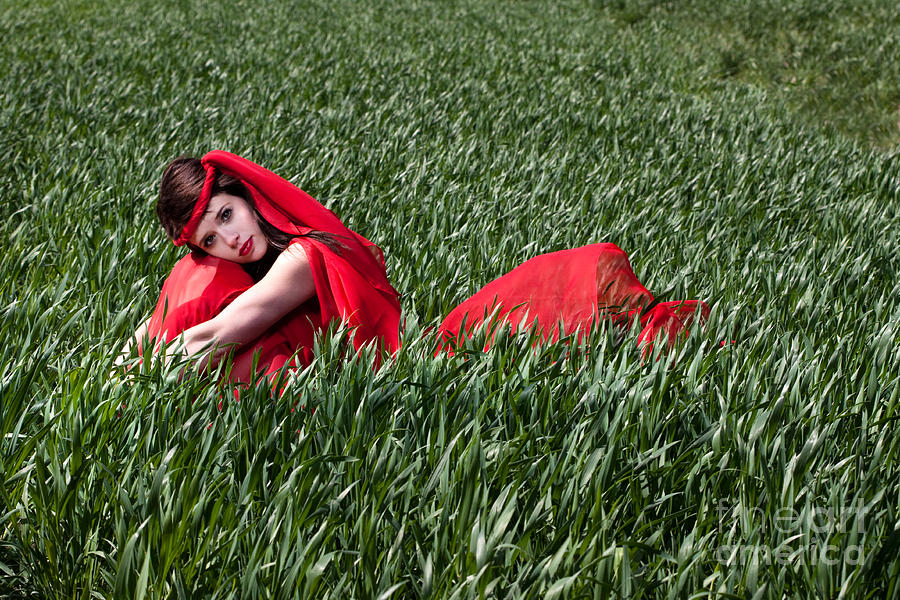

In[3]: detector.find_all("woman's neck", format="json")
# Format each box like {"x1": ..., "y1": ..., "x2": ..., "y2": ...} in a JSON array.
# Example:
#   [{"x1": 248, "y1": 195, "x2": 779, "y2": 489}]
[{"x1": 243, "y1": 244, "x2": 280, "y2": 282}]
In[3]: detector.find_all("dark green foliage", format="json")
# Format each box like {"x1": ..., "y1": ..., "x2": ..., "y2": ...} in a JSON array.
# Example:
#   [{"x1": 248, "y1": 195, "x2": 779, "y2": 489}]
[
  {"x1": 1, "y1": 0, "x2": 898, "y2": 598},
  {"x1": 603, "y1": 0, "x2": 900, "y2": 148}
]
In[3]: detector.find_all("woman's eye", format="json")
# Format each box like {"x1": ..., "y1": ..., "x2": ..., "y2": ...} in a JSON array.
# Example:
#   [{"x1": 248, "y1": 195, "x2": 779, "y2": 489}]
[
  {"x1": 222, "y1": 208, "x2": 232, "y2": 221},
  {"x1": 204, "y1": 235, "x2": 215, "y2": 247}
]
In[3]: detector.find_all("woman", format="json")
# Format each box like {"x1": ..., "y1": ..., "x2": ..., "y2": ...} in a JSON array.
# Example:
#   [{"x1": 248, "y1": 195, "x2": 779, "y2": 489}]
[
  {"x1": 129, "y1": 151, "x2": 706, "y2": 380},
  {"x1": 128, "y1": 150, "x2": 401, "y2": 381}
]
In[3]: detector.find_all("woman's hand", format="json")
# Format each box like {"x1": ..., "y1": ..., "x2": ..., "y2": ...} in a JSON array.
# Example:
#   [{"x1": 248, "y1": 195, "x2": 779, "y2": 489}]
[
  {"x1": 177, "y1": 243, "x2": 315, "y2": 369},
  {"x1": 114, "y1": 317, "x2": 150, "y2": 369}
]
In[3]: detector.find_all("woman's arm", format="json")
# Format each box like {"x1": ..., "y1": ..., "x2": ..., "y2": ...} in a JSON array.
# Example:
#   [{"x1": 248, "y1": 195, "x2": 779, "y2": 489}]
[{"x1": 176, "y1": 243, "x2": 315, "y2": 368}]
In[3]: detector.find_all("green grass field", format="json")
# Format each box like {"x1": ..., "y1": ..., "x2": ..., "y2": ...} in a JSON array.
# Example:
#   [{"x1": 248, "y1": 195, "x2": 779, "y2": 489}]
[{"x1": 2, "y1": 0, "x2": 899, "y2": 597}]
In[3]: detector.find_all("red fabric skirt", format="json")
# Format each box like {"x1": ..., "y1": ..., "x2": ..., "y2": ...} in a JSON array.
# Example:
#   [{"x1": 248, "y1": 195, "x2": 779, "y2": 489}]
[{"x1": 437, "y1": 243, "x2": 709, "y2": 355}]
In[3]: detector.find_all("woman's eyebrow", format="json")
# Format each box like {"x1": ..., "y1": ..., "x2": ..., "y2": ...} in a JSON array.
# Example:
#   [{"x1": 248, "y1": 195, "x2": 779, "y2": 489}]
[{"x1": 196, "y1": 207, "x2": 222, "y2": 242}]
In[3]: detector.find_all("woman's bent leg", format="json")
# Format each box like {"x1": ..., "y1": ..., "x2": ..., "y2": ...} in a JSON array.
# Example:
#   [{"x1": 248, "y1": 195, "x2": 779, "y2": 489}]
[{"x1": 439, "y1": 243, "x2": 708, "y2": 356}]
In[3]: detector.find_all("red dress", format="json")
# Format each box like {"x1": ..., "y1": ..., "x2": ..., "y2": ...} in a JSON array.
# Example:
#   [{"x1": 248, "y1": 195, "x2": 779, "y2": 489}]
[{"x1": 437, "y1": 243, "x2": 709, "y2": 356}]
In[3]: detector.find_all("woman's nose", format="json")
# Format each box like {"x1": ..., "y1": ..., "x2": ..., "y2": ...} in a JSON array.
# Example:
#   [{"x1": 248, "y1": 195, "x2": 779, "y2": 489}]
[{"x1": 225, "y1": 229, "x2": 240, "y2": 247}]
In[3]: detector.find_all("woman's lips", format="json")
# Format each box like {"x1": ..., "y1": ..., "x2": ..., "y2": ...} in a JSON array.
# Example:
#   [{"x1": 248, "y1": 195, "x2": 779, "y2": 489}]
[{"x1": 240, "y1": 237, "x2": 253, "y2": 257}]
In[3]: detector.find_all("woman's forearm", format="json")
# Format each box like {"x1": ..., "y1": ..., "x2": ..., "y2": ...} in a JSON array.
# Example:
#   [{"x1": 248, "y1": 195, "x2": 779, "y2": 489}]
[
  {"x1": 178, "y1": 318, "x2": 240, "y2": 370},
  {"x1": 177, "y1": 244, "x2": 315, "y2": 369}
]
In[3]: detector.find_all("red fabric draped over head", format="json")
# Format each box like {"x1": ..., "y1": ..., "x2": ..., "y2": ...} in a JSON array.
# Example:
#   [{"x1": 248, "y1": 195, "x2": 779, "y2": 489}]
[
  {"x1": 145, "y1": 151, "x2": 400, "y2": 382},
  {"x1": 176, "y1": 150, "x2": 396, "y2": 301}
]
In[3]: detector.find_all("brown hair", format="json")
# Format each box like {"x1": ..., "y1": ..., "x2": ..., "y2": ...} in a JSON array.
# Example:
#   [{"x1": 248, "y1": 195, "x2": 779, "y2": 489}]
[{"x1": 157, "y1": 156, "x2": 344, "y2": 278}]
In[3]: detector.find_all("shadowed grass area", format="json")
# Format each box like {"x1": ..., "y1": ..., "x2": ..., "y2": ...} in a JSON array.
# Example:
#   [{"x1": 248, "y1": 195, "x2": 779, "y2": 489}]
[
  {"x1": 603, "y1": 0, "x2": 900, "y2": 148},
  {"x1": 1, "y1": 0, "x2": 899, "y2": 598}
]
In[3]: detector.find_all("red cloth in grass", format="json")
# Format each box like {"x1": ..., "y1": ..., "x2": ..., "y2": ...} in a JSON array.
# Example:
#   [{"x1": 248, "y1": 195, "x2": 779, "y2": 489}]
[
  {"x1": 143, "y1": 151, "x2": 401, "y2": 381},
  {"x1": 437, "y1": 243, "x2": 709, "y2": 355}
]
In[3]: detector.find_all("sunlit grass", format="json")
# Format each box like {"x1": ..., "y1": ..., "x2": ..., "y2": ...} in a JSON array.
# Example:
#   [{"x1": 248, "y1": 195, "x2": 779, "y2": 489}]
[{"x1": 1, "y1": 0, "x2": 899, "y2": 597}]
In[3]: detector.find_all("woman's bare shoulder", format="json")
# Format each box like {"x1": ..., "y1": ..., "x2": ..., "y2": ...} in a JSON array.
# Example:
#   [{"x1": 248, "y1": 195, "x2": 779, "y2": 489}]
[
  {"x1": 282, "y1": 240, "x2": 310, "y2": 261},
  {"x1": 270, "y1": 241, "x2": 311, "y2": 275}
]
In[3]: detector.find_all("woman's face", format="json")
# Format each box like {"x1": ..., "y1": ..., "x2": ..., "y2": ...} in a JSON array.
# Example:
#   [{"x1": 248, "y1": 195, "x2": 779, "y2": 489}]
[{"x1": 188, "y1": 193, "x2": 268, "y2": 264}]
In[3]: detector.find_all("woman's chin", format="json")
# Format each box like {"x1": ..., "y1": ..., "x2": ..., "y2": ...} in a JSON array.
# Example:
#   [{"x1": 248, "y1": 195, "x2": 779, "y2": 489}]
[{"x1": 248, "y1": 247, "x2": 268, "y2": 263}]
